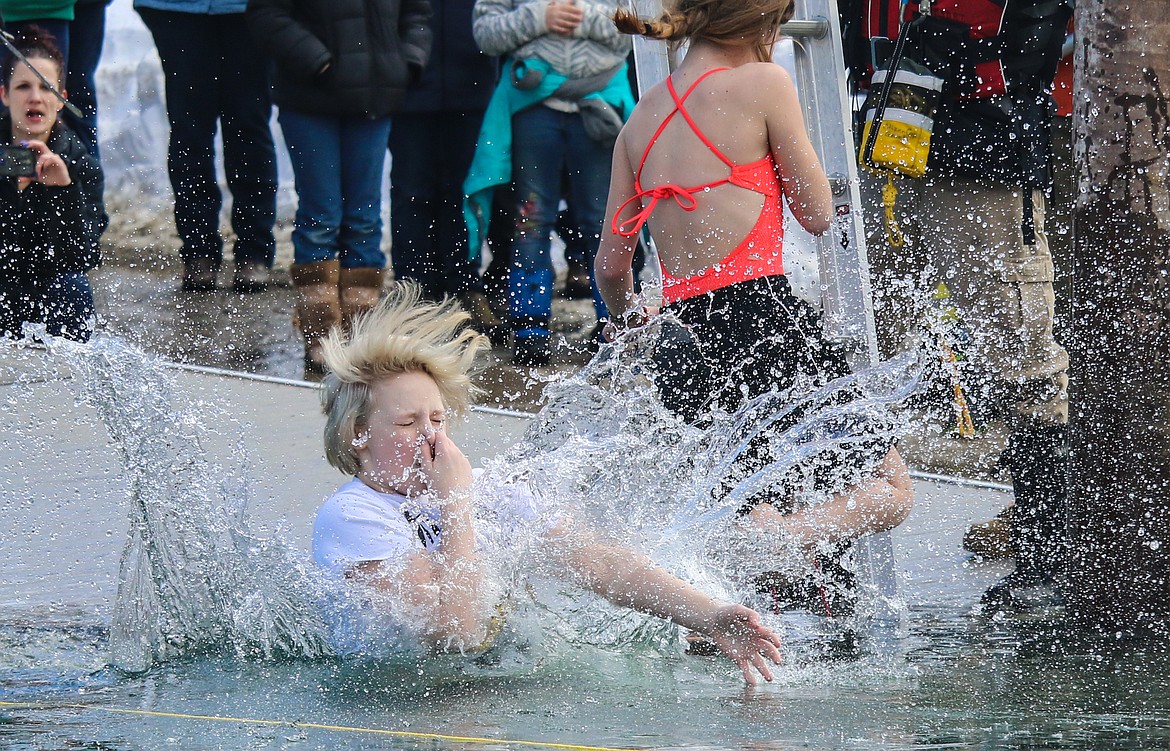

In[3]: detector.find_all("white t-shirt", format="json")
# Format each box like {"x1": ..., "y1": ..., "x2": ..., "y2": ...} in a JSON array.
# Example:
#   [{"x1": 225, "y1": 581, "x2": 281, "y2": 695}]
[
  {"x1": 312, "y1": 478, "x2": 441, "y2": 575},
  {"x1": 312, "y1": 470, "x2": 558, "y2": 577}
]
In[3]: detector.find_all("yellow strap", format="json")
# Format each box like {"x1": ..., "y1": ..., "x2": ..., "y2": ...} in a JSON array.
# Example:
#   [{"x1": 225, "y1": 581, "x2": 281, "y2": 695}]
[
  {"x1": 882, "y1": 173, "x2": 904, "y2": 248},
  {"x1": 939, "y1": 339, "x2": 976, "y2": 439}
]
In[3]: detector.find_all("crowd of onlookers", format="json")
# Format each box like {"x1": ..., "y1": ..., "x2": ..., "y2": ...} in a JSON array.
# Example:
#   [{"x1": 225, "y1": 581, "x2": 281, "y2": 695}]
[{"x1": 0, "y1": 0, "x2": 633, "y2": 375}]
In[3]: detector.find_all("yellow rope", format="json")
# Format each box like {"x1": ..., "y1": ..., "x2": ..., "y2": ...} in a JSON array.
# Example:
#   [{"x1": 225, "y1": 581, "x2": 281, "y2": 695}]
[
  {"x1": 0, "y1": 701, "x2": 643, "y2": 751},
  {"x1": 882, "y1": 173, "x2": 904, "y2": 248},
  {"x1": 938, "y1": 339, "x2": 976, "y2": 439}
]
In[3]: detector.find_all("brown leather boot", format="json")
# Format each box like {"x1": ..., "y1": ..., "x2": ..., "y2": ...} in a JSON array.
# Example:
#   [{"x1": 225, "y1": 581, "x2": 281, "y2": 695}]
[
  {"x1": 181, "y1": 257, "x2": 220, "y2": 292},
  {"x1": 290, "y1": 260, "x2": 341, "y2": 378},
  {"x1": 458, "y1": 289, "x2": 509, "y2": 346},
  {"x1": 339, "y1": 266, "x2": 386, "y2": 332},
  {"x1": 963, "y1": 504, "x2": 1016, "y2": 560}
]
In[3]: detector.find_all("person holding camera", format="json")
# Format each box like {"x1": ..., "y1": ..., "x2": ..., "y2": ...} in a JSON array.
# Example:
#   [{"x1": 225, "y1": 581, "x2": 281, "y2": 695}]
[
  {"x1": 246, "y1": 0, "x2": 432, "y2": 378},
  {"x1": 0, "y1": 26, "x2": 107, "y2": 342}
]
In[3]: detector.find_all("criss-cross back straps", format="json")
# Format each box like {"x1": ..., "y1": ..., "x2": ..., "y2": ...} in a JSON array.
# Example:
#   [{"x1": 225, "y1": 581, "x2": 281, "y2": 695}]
[
  {"x1": 662, "y1": 69, "x2": 738, "y2": 171},
  {"x1": 612, "y1": 68, "x2": 735, "y2": 239}
]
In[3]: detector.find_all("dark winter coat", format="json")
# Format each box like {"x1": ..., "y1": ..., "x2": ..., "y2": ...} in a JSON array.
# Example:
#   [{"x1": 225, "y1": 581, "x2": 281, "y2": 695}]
[
  {"x1": 849, "y1": 0, "x2": 1073, "y2": 189},
  {"x1": 246, "y1": 0, "x2": 432, "y2": 119},
  {"x1": 395, "y1": 0, "x2": 497, "y2": 114},
  {"x1": 0, "y1": 117, "x2": 107, "y2": 285}
]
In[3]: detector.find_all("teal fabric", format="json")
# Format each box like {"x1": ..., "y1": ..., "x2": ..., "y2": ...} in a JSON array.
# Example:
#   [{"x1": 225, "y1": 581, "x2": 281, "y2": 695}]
[
  {"x1": 462, "y1": 57, "x2": 634, "y2": 259},
  {"x1": 0, "y1": 0, "x2": 75, "y2": 21},
  {"x1": 133, "y1": 0, "x2": 246, "y2": 14}
]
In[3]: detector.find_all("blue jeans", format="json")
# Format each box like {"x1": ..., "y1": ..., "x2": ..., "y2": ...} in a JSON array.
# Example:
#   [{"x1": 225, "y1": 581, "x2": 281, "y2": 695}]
[
  {"x1": 0, "y1": 273, "x2": 95, "y2": 342},
  {"x1": 279, "y1": 110, "x2": 392, "y2": 269},
  {"x1": 509, "y1": 105, "x2": 611, "y2": 341},
  {"x1": 137, "y1": 8, "x2": 277, "y2": 268},
  {"x1": 389, "y1": 110, "x2": 484, "y2": 299}
]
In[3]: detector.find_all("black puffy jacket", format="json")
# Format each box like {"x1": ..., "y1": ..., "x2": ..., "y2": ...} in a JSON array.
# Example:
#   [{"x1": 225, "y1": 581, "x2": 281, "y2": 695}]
[
  {"x1": 246, "y1": 0, "x2": 432, "y2": 118},
  {"x1": 0, "y1": 117, "x2": 107, "y2": 284},
  {"x1": 395, "y1": 0, "x2": 497, "y2": 114}
]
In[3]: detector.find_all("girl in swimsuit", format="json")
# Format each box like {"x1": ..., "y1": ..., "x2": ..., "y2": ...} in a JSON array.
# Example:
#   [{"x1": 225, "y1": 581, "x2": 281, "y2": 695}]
[{"x1": 594, "y1": 0, "x2": 913, "y2": 606}]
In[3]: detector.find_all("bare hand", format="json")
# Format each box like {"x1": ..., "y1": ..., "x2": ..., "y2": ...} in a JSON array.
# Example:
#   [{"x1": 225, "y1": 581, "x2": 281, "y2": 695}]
[
  {"x1": 418, "y1": 430, "x2": 473, "y2": 502},
  {"x1": 546, "y1": 0, "x2": 583, "y2": 36},
  {"x1": 24, "y1": 140, "x2": 71, "y2": 187},
  {"x1": 601, "y1": 306, "x2": 651, "y2": 342},
  {"x1": 703, "y1": 604, "x2": 784, "y2": 685}
]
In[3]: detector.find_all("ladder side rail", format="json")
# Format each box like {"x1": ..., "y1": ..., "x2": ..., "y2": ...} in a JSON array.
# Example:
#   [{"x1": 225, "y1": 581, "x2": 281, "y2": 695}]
[
  {"x1": 631, "y1": 0, "x2": 675, "y2": 98},
  {"x1": 787, "y1": 0, "x2": 880, "y2": 370},
  {"x1": 784, "y1": 0, "x2": 899, "y2": 624}
]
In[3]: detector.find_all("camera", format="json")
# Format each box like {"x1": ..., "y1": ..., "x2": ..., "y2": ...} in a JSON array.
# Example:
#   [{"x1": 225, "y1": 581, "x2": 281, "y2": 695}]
[{"x1": 0, "y1": 145, "x2": 37, "y2": 177}]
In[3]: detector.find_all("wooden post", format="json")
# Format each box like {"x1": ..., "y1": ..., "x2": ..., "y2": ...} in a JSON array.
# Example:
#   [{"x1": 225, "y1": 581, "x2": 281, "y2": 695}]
[{"x1": 1065, "y1": 0, "x2": 1170, "y2": 633}]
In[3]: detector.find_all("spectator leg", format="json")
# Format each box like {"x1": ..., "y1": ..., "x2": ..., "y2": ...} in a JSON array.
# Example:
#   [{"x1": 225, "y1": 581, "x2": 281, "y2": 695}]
[
  {"x1": 41, "y1": 272, "x2": 96, "y2": 342},
  {"x1": 509, "y1": 106, "x2": 567, "y2": 365},
  {"x1": 389, "y1": 112, "x2": 441, "y2": 298},
  {"x1": 214, "y1": 13, "x2": 277, "y2": 270},
  {"x1": 435, "y1": 110, "x2": 485, "y2": 298},
  {"x1": 336, "y1": 116, "x2": 393, "y2": 324},
  {"x1": 137, "y1": 9, "x2": 225, "y2": 270},
  {"x1": 64, "y1": 1, "x2": 111, "y2": 159},
  {"x1": 563, "y1": 112, "x2": 614, "y2": 326}
]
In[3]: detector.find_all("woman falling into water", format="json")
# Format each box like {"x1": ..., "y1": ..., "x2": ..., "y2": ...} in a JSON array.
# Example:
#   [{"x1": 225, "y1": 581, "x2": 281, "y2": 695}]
[
  {"x1": 311, "y1": 284, "x2": 783, "y2": 683},
  {"x1": 595, "y1": 0, "x2": 914, "y2": 614}
]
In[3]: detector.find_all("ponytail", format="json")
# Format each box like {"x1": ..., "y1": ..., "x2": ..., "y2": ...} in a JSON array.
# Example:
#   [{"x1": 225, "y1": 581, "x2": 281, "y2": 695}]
[
  {"x1": 613, "y1": 0, "x2": 793, "y2": 61},
  {"x1": 613, "y1": 7, "x2": 691, "y2": 44}
]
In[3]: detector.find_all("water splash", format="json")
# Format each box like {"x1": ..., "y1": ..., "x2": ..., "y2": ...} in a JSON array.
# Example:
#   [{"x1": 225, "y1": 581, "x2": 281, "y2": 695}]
[
  {"x1": 37, "y1": 333, "x2": 331, "y2": 672},
  {"x1": 13, "y1": 317, "x2": 921, "y2": 674},
  {"x1": 478, "y1": 314, "x2": 923, "y2": 653}
]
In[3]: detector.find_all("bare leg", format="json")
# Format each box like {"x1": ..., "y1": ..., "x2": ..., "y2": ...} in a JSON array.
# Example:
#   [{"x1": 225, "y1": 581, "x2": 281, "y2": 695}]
[{"x1": 748, "y1": 448, "x2": 914, "y2": 557}]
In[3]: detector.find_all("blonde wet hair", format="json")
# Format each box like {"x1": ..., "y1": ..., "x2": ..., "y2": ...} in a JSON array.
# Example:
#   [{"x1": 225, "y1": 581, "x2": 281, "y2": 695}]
[
  {"x1": 319, "y1": 283, "x2": 490, "y2": 475},
  {"x1": 613, "y1": 0, "x2": 795, "y2": 63}
]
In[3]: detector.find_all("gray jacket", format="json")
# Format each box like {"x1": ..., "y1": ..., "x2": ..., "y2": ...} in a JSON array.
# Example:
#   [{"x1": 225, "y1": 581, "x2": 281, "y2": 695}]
[{"x1": 472, "y1": 0, "x2": 629, "y2": 79}]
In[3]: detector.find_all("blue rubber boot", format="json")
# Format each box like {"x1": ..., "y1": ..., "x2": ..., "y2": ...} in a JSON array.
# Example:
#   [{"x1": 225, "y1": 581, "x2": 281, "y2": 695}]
[{"x1": 510, "y1": 266, "x2": 553, "y2": 366}]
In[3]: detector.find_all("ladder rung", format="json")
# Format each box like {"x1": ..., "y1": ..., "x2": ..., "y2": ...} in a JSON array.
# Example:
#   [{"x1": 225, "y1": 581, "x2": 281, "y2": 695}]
[{"x1": 781, "y1": 18, "x2": 830, "y2": 39}]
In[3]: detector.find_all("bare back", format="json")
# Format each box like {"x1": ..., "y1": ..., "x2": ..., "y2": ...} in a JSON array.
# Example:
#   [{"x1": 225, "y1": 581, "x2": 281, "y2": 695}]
[{"x1": 603, "y1": 59, "x2": 831, "y2": 281}]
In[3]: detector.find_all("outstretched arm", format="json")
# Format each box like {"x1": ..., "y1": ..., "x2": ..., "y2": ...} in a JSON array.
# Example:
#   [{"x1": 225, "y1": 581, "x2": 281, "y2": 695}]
[{"x1": 548, "y1": 530, "x2": 783, "y2": 683}]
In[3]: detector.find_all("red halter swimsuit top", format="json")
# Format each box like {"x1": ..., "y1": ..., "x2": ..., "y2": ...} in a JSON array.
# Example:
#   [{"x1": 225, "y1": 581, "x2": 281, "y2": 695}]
[{"x1": 611, "y1": 67, "x2": 786, "y2": 305}]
